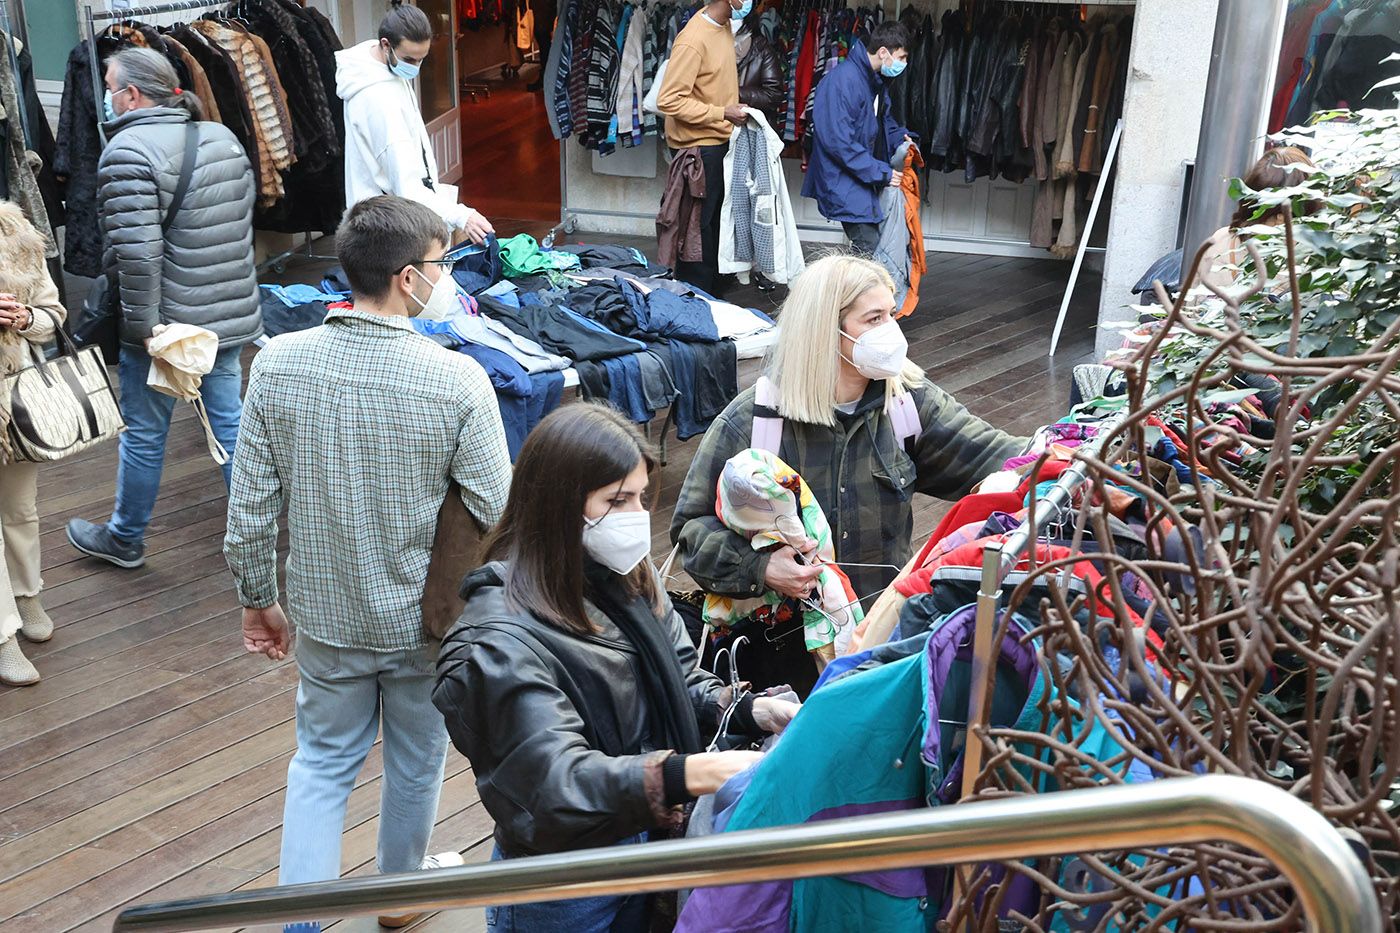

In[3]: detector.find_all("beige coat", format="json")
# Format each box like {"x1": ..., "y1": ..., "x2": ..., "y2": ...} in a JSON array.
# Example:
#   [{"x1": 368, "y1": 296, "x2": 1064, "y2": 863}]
[{"x1": 0, "y1": 200, "x2": 63, "y2": 606}]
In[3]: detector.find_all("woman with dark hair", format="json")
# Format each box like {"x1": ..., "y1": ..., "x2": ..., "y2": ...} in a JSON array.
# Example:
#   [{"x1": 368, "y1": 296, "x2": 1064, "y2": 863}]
[
  {"x1": 336, "y1": 0, "x2": 494, "y2": 242},
  {"x1": 434, "y1": 403, "x2": 797, "y2": 932}
]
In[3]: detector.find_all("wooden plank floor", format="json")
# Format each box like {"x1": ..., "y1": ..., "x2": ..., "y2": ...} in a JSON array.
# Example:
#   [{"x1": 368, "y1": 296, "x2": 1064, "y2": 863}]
[{"x1": 2, "y1": 241, "x2": 1099, "y2": 931}]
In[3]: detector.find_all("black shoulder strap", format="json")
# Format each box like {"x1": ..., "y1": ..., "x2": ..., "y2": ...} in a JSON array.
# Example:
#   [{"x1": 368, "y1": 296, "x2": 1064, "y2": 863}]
[{"x1": 162, "y1": 122, "x2": 199, "y2": 234}]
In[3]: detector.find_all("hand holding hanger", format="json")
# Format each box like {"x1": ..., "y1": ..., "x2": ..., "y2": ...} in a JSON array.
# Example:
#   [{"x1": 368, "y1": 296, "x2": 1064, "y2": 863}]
[{"x1": 764, "y1": 539, "x2": 823, "y2": 599}]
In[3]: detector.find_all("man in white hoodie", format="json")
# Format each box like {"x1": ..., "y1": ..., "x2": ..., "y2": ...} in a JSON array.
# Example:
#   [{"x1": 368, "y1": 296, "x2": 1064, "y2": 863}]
[{"x1": 336, "y1": 1, "x2": 494, "y2": 244}]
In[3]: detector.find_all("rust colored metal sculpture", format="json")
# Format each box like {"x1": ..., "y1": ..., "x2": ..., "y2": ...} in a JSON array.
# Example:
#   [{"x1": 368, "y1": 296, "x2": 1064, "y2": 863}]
[{"x1": 947, "y1": 214, "x2": 1400, "y2": 931}]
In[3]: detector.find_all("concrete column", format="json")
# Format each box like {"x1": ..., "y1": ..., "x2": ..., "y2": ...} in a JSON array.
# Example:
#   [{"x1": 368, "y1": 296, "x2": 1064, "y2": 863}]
[
  {"x1": 1094, "y1": 0, "x2": 1220, "y2": 359},
  {"x1": 1180, "y1": 0, "x2": 1288, "y2": 259}
]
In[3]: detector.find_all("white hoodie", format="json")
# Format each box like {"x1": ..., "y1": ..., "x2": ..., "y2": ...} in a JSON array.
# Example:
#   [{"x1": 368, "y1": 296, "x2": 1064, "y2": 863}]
[{"x1": 336, "y1": 40, "x2": 473, "y2": 229}]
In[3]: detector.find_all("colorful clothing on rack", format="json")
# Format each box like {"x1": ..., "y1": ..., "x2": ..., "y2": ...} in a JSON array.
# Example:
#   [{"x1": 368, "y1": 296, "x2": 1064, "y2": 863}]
[{"x1": 675, "y1": 608, "x2": 1046, "y2": 932}]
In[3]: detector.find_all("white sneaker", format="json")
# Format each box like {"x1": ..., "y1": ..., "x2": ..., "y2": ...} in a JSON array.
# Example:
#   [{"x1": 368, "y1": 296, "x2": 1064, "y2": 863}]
[
  {"x1": 378, "y1": 852, "x2": 465, "y2": 927},
  {"x1": 420, "y1": 851, "x2": 465, "y2": 871}
]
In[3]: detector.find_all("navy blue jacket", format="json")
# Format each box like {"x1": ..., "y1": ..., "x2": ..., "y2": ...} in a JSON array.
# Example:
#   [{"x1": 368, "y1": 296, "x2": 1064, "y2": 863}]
[{"x1": 801, "y1": 41, "x2": 910, "y2": 224}]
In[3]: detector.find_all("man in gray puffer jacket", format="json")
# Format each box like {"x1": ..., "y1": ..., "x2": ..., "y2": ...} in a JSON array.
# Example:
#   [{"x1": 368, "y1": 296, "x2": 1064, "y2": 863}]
[{"x1": 68, "y1": 47, "x2": 262, "y2": 570}]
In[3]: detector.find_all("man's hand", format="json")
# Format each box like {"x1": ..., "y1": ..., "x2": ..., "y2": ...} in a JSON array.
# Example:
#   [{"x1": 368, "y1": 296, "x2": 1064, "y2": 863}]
[
  {"x1": 0, "y1": 294, "x2": 30, "y2": 330},
  {"x1": 889, "y1": 170, "x2": 903, "y2": 188},
  {"x1": 243, "y1": 603, "x2": 291, "y2": 661},
  {"x1": 461, "y1": 208, "x2": 495, "y2": 245},
  {"x1": 723, "y1": 105, "x2": 749, "y2": 126},
  {"x1": 763, "y1": 541, "x2": 824, "y2": 600}
]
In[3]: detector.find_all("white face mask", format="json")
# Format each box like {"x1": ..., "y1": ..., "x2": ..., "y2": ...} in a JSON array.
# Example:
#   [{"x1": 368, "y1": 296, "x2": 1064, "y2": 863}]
[
  {"x1": 842, "y1": 319, "x2": 908, "y2": 380},
  {"x1": 582, "y1": 509, "x2": 652, "y2": 576},
  {"x1": 410, "y1": 265, "x2": 460, "y2": 320}
]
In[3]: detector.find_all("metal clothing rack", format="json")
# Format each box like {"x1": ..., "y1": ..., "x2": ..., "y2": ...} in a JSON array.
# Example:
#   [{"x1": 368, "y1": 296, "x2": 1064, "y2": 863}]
[
  {"x1": 958, "y1": 410, "x2": 1129, "y2": 804},
  {"x1": 83, "y1": 0, "x2": 226, "y2": 145},
  {"x1": 84, "y1": 0, "x2": 336, "y2": 273}
]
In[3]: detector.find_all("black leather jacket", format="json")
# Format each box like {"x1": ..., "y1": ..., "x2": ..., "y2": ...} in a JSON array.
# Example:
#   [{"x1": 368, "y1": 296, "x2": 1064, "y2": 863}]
[
  {"x1": 736, "y1": 28, "x2": 783, "y2": 127},
  {"x1": 929, "y1": 9, "x2": 965, "y2": 160},
  {"x1": 433, "y1": 562, "x2": 734, "y2": 858}
]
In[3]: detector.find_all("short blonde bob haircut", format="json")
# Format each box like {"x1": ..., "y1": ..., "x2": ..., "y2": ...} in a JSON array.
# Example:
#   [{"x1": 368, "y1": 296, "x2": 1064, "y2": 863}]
[{"x1": 765, "y1": 254, "x2": 923, "y2": 427}]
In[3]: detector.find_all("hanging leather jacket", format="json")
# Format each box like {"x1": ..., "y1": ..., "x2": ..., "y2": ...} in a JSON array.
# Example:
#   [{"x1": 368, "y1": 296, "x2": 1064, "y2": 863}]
[
  {"x1": 907, "y1": 13, "x2": 938, "y2": 148},
  {"x1": 928, "y1": 9, "x2": 964, "y2": 162},
  {"x1": 736, "y1": 27, "x2": 783, "y2": 128}
]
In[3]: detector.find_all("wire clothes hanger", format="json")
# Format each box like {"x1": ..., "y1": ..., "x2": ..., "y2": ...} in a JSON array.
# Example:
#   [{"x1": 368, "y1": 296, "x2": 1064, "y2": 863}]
[{"x1": 707, "y1": 636, "x2": 753, "y2": 752}]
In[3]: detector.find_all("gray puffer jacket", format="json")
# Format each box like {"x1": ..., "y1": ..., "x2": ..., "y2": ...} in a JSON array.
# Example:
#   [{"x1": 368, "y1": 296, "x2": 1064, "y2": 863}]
[{"x1": 98, "y1": 107, "x2": 262, "y2": 349}]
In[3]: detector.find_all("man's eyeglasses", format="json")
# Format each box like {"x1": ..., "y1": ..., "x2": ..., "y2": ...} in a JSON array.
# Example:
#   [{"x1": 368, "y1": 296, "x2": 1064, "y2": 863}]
[{"x1": 397, "y1": 258, "x2": 456, "y2": 274}]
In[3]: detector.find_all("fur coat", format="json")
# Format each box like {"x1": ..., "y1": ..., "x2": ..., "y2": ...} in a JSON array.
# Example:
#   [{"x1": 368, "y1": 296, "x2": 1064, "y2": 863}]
[{"x1": 0, "y1": 200, "x2": 67, "y2": 459}]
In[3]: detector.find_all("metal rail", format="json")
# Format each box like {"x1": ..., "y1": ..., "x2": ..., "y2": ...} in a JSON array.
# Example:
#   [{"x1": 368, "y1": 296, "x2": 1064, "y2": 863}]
[
  {"x1": 959, "y1": 411, "x2": 1129, "y2": 803},
  {"x1": 111, "y1": 775, "x2": 1378, "y2": 932}
]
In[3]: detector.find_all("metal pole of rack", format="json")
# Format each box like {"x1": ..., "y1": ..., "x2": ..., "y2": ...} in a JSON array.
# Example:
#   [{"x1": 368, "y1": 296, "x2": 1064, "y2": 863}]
[{"x1": 957, "y1": 412, "x2": 1127, "y2": 806}]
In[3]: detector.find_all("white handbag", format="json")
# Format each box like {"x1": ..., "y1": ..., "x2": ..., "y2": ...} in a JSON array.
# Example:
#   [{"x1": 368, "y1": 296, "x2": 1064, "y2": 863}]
[{"x1": 3, "y1": 309, "x2": 125, "y2": 463}]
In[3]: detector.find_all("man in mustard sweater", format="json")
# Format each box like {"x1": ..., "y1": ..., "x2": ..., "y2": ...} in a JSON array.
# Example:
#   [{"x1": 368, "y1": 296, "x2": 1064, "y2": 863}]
[{"x1": 656, "y1": 0, "x2": 751, "y2": 294}]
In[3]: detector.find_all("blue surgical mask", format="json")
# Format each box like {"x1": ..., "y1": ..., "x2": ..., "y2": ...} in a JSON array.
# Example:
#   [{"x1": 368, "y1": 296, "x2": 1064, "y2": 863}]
[
  {"x1": 880, "y1": 58, "x2": 907, "y2": 79},
  {"x1": 386, "y1": 45, "x2": 422, "y2": 81},
  {"x1": 730, "y1": 0, "x2": 753, "y2": 21},
  {"x1": 103, "y1": 88, "x2": 117, "y2": 122}
]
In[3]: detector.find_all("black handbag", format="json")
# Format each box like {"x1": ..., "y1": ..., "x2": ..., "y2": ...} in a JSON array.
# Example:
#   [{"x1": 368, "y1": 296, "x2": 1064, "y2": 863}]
[
  {"x1": 69, "y1": 273, "x2": 120, "y2": 365},
  {"x1": 68, "y1": 123, "x2": 200, "y2": 367}
]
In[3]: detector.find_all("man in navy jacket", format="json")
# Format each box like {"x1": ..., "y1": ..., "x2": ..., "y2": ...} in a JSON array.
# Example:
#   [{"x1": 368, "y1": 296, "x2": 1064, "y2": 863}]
[{"x1": 801, "y1": 22, "x2": 912, "y2": 254}]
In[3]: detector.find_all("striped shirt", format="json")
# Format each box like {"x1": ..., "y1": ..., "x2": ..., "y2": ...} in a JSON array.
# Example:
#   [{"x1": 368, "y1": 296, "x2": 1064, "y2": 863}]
[{"x1": 224, "y1": 307, "x2": 512, "y2": 652}]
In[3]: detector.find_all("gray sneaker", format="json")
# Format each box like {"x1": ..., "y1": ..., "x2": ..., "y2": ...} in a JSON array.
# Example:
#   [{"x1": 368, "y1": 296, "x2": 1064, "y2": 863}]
[
  {"x1": 1, "y1": 637, "x2": 39, "y2": 686},
  {"x1": 66, "y1": 519, "x2": 146, "y2": 569}
]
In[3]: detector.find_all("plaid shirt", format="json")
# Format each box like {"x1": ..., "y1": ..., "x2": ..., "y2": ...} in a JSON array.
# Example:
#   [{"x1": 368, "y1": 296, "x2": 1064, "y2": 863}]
[
  {"x1": 670, "y1": 378, "x2": 1026, "y2": 610},
  {"x1": 224, "y1": 307, "x2": 512, "y2": 652}
]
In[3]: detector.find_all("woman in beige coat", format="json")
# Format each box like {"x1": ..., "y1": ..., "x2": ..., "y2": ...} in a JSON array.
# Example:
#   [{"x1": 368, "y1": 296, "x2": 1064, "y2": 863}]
[{"x1": 0, "y1": 201, "x2": 64, "y2": 686}]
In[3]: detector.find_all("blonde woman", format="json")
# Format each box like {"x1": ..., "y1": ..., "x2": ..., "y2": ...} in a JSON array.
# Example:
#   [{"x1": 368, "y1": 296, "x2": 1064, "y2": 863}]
[
  {"x1": 670, "y1": 254, "x2": 1023, "y2": 693},
  {"x1": 0, "y1": 201, "x2": 64, "y2": 686}
]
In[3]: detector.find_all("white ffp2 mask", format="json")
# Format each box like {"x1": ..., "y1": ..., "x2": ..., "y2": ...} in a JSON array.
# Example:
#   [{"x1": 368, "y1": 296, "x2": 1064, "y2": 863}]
[
  {"x1": 842, "y1": 319, "x2": 909, "y2": 380},
  {"x1": 411, "y1": 266, "x2": 461, "y2": 321},
  {"x1": 582, "y1": 509, "x2": 653, "y2": 576}
]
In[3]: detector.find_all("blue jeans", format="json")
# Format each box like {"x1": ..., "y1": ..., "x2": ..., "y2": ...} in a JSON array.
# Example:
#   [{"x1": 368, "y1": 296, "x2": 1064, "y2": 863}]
[
  {"x1": 485, "y1": 836, "x2": 650, "y2": 932},
  {"x1": 109, "y1": 344, "x2": 244, "y2": 542},
  {"x1": 279, "y1": 636, "x2": 449, "y2": 890}
]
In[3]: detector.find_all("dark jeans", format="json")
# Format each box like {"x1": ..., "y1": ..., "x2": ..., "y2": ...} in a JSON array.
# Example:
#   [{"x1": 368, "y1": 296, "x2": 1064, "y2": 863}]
[
  {"x1": 676, "y1": 142, "x2": 728, "y2": 294},
  {"x1": 486, "y1": 836, "x2": 650, "y2": 931},
  {"x1": 842, "y1": 221, "x2": 881, "y2": 256}
]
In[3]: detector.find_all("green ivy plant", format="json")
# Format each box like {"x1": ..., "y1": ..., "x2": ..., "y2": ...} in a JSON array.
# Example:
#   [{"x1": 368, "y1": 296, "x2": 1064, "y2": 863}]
[{"x1": 1137, "y1": 107, "x2": 1400, "y2": 520}]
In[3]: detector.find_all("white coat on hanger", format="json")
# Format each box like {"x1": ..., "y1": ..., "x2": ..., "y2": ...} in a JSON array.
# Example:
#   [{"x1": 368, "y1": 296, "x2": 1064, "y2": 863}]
[{"x1": 718, "y1": 108, "x2": 806, "y2": 286}]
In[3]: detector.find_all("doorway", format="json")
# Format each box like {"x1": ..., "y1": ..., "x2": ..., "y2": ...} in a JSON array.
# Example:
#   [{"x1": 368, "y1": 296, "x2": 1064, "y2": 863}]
[{"x1": 453, "y1": 13, "x2": 561, "y2": 224}]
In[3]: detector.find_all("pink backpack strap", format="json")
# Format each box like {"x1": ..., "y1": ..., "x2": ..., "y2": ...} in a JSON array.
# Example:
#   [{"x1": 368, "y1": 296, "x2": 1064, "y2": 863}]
[
  {"x1": 886, "y1": 390, "x2": 921, "y2": 454},
  {"x1": 751, "y1": 376, "x2": 783, "y2": 454}
]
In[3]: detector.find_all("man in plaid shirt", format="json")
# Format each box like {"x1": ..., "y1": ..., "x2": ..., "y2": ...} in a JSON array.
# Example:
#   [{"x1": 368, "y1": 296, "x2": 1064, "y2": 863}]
[{"x1": 224, "y1": 196, "x2": 511, "y2": 928}]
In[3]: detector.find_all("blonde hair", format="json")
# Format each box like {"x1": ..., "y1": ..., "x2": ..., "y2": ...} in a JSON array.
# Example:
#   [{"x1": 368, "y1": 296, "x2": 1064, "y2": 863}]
[{"x1": 766, "y1": 253, "x2": 923, "y2": 426}]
